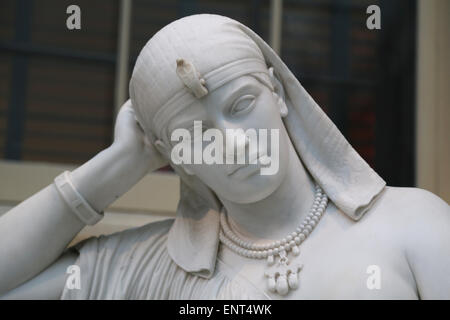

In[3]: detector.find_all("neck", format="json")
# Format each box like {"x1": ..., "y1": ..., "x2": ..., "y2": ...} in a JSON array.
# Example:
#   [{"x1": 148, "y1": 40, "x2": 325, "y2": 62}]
[{"x1": 220, "y1": 142, "x2": 316, "y2": 241}]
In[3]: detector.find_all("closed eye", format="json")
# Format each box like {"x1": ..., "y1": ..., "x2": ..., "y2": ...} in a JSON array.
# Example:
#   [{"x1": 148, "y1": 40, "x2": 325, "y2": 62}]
[{"x1": 230, "y1": 94, "x2": 256, "y2": 116}]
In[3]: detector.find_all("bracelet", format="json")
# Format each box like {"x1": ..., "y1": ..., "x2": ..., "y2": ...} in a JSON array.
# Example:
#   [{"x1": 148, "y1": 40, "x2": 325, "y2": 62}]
[{"x1": 54, "y1": 171, "x2": 104, "y2": 225}]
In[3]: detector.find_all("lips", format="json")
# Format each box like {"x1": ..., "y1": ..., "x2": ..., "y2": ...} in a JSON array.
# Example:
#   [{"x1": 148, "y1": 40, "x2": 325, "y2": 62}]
[
  {"x1": 227, "y1": 153, "x2": 268, "y2": 176},
  {"x1": 227, "y1": 163, "x2": 249, "y2": 176}
]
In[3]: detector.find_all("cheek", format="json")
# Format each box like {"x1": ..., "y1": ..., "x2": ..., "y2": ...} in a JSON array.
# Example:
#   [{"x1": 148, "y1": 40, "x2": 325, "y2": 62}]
[
  {"x1": 250, "y1": 102, "x2": 282, "y2": 131},
  {"x1": 257, "y1": 90, "x2": 280, "y2": 113}
]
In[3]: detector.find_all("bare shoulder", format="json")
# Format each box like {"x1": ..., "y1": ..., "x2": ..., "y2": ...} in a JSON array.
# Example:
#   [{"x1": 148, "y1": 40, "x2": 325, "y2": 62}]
[
  {"x1": 369, "y1": 186, "x2": 449, "y2": 223},
  {"x1": 370, "y1": 187, "x2": 450, "y2": 298},
  {"x1": 358, "y1": 186, "x2": 450, "y2": 248},
  {"x1": 369, "y1": 186, "x2": 450, "y2": 258}
]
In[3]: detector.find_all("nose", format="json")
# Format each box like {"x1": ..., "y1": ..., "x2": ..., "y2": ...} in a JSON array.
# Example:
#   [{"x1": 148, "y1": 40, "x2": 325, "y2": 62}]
[
  {"x1": 226, "y1": 132, "x2": 249, "y2": 160},
  {"x1": 214, "y1": 121, "x2": 250, "y2": 162}
]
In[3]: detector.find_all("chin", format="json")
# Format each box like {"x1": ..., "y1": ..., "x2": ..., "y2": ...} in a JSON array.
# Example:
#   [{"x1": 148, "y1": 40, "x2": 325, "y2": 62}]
[{"x1": 219, "y1": 167, "x2": 287, "y2": 204}]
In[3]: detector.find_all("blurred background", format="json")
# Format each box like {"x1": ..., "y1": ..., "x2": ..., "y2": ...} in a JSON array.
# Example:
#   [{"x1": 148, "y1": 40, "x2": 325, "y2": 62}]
[{"x1": 0, "y1": 0, "x2": 448, "y2": 241}]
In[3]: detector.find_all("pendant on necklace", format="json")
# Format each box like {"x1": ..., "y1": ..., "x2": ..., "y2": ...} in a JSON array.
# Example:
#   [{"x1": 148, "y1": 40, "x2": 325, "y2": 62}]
[{"x1": 264, "y1": 250, "x2": 303, "y2": 296}]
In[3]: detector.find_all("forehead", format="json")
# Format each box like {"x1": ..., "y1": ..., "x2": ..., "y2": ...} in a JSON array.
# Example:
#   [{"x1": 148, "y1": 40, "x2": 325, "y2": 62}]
[
  {"x1": 162, "y1": 75, "x2": 263, "y2": 132},
  {"x1": 160, "y1": 75, "x2": 265, "y2": 141},
  {"x1": 175, "y1": 75, "x2": 261, "y2": 117}
]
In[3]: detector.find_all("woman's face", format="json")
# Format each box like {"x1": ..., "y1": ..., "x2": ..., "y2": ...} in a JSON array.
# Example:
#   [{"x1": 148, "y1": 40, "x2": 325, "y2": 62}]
[{"x1": 163, "y1": 75, "x2": 290, "y2": 204}]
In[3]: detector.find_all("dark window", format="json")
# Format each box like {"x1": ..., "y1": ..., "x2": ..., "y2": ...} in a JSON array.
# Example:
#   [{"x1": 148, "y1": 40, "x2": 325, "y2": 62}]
[{"x1": 0, "y1": 0, "x2": 416, "y2": 186}]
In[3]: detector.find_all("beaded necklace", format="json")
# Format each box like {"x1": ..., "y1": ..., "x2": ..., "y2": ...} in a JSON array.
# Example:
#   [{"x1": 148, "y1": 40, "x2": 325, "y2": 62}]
[{"x1": 219, "y1": 184, "x2": 328, "y2": 295}]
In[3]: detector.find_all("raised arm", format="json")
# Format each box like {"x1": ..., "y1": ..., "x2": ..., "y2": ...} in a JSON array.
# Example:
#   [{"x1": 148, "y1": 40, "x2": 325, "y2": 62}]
[{"x1": 0, "y1": 100, "x2": 167, "y2": 297}]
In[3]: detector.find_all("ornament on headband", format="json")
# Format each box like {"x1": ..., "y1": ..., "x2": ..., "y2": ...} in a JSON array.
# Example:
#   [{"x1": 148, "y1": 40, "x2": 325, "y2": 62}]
[{"x1": 176, "y1": 58, "x2": 208, "y2": 98}]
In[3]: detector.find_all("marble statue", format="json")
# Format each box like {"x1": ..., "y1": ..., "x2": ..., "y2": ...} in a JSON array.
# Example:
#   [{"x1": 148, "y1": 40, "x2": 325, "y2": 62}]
[{"x1": 0, "y1": 14, "x2": 449, "y2": 300}]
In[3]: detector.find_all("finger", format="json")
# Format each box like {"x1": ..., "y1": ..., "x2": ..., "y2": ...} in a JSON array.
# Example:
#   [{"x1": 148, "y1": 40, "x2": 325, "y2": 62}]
[
  {"x1": 134, "y1": 116, "x2": 145, "y2": 133},
  {"x1": 117, "y1": 100, "x2": 134, "y2": 119},
  {"x1": 116, "y1": 103, "x2": 137, "y2": 126}
]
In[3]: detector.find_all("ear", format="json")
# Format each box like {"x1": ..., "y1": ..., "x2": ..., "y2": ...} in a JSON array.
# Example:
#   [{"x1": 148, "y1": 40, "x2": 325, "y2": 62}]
[{"x1": 268, "y1": 67, "x2": 288, "y2": 118}]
